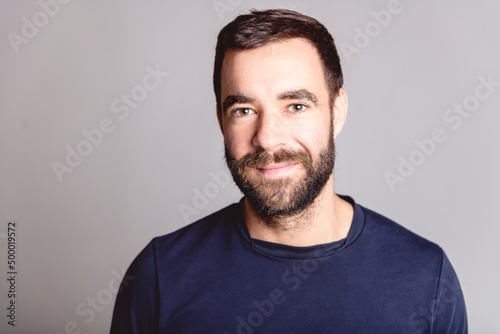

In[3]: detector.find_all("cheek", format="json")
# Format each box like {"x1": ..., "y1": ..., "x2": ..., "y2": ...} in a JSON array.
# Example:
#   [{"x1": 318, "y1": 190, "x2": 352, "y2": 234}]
[
  {"x1": 291, "y1": 117, "x2": 331, "y2": 152},
  {"x1": 224, "y1": 125, "x2": 255, "y2": 158}
]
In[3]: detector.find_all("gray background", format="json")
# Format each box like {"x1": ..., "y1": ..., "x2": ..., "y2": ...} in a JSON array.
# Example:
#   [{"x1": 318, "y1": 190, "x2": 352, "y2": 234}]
[{"x1": 1, "y1": 0, "x2": 499, "y2": 333}]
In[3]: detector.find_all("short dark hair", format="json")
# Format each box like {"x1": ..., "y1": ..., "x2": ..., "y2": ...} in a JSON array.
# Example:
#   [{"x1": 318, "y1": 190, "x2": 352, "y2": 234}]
[{"x1": 213, "y1": 9, "x2": 343, "y2": 116}]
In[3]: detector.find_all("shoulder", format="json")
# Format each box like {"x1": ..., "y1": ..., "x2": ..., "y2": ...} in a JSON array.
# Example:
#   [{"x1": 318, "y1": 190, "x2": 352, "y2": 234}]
[
  {"x1": 120, "y1": 201, "x2": 240, "y2": 279},
  {"x1": 357, "y1": 204, "x2": 468, "y2": 331},
  {"x1": 152, "y1": 201, "x2": 240, "y2": 256},
  {"x1": 110, "y1": 202, "x2": 241, "y2": 332},
  {"x1": 358, "y1": 204, "x2": 444, "y2": 265}
]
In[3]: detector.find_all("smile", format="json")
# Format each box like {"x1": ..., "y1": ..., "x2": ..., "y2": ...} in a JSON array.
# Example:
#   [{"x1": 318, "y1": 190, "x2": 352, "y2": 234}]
[{"x1": 257, "y1": 163, "x2": 299, "y2": 177}]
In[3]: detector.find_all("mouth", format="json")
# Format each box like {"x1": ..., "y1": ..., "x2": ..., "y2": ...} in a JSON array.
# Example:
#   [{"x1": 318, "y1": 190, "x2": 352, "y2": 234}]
[{"x1": 256, "y1": 162, "x2": 298, "y2": 177}]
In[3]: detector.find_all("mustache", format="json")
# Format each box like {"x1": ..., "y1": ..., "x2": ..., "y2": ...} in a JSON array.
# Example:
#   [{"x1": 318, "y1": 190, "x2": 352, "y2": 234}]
[{"x1": 228, "y1": 147, "x2": 313, "y2": 173}]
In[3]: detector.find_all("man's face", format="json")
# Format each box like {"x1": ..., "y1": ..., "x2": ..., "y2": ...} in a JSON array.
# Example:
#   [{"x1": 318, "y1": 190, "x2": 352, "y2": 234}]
[{"x1": 219, "y1": 38, "x2": 336, "y2": 221}]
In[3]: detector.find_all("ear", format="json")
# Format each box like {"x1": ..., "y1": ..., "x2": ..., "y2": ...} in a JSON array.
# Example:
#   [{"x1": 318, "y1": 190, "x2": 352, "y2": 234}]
[
  {"x1": 216, "y1": 108, "x2": 224, "y2": 134},
  {"x1": 332, "y1": 88, "x2": 348, "y2": 139}
]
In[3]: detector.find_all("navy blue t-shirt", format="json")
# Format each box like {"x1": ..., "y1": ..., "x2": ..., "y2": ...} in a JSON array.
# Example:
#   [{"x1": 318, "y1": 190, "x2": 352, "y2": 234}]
[{"x1": 110, "y1": 197, "x2": 467, "y2": 333}]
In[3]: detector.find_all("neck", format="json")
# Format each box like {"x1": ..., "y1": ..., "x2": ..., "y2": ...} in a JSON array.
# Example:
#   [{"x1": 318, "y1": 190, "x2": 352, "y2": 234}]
[{"x1": 243, "y1": 177, "x2": 354, "y2": 247}]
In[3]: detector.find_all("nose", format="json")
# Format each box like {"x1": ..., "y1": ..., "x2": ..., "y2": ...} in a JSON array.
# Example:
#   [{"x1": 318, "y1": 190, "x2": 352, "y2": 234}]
[{"x1": 252, "y1": 111, "x2": 289, "y2": 152}]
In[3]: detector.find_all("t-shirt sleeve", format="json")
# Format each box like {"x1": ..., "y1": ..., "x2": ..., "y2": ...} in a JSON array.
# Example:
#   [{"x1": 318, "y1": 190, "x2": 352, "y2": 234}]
[
  {"x1": 431, "y1": 251, "x2": 468, "y2": 333},
  {"x1": 110, "y1": 239, "x2": 159, "y2": 334}
]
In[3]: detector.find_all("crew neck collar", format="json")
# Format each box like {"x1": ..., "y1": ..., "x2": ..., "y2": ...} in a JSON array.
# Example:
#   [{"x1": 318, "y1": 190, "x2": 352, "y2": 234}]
[{"x1": 232, "y1": 195, "x2": 366, "y2": 260}]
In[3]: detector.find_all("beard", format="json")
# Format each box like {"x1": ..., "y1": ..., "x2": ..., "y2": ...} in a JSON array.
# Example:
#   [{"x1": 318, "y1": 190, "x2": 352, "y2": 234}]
[{"x1": 225, "y1": 121, "x2": 335, "y2": 223}]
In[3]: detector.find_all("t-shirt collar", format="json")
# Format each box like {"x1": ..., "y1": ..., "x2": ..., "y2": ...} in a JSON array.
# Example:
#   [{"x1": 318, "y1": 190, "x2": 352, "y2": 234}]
[{"x1": 232, "y1": 195, "x2": 366, "y2": 260}]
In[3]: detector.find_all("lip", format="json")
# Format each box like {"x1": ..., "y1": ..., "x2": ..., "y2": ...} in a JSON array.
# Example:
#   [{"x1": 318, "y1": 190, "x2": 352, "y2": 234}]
[{"x1": 257, "y1": 162, "x2": 298, "y2": 176}]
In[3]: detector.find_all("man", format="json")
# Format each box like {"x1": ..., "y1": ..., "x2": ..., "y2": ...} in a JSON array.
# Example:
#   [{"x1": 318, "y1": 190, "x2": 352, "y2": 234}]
[{"x1": 111, "y1": 9, "x2": 467, "y2": 333}]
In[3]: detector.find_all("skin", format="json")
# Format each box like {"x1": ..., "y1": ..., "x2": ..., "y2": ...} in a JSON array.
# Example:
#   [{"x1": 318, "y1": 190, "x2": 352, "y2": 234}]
[{"x1": 218, "y1": 37, "x2": 353, "y2": 247}]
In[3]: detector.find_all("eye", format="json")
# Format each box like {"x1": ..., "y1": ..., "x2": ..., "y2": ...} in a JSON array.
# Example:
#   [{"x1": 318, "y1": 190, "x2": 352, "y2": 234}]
[
  {"x1": 287, "y1": 104, "x2": 308, "y2": 113},
  {"x1": 233, "y1": 108, "x2": 255, "y2": 117}
]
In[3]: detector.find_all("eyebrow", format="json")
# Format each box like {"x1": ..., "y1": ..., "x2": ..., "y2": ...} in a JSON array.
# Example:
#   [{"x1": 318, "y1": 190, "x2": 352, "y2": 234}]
[
  {"x1": 278, "y1": 89, "x2": 318, "y2": 106},
  {"x1": 222, "y1": 94, "x2": 255, "y2": 114}
]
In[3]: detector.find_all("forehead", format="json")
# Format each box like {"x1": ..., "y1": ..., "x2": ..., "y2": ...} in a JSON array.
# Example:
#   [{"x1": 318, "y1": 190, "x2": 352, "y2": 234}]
[{"x1": 220, "y1": 38, "x2": 328, "y2": 99}]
